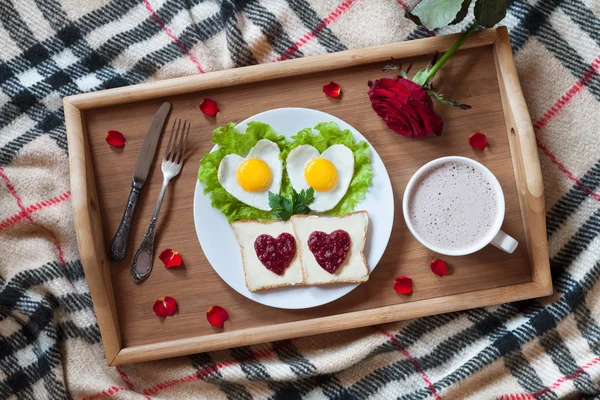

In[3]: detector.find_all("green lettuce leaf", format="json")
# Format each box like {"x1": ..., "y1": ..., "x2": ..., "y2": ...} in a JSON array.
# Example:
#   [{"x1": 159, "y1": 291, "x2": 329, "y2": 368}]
[
  {"x1": 199, "y1": 121, "x2": 373, "y2": 223},
  {"x1": 198, "y1": 122, "x2": 287, "y2": 223},
  {"x1": 283, "y1": 122, "x2": 373, "y2": 216}
]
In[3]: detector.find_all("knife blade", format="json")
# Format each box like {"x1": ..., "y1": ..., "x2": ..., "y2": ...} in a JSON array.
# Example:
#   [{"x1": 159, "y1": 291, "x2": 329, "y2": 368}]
[{"x1": 109, "y1": 102, "x2": 171, "y2": 265}]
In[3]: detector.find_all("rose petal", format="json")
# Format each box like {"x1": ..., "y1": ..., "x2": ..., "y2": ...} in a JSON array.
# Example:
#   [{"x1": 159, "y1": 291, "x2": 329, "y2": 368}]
[
  {"x1": 199, "y1": 98, "x2": 219, "y2": 117},
  {"x1": 430, "y1": 259, "x2": 447, "y2": 277},
  {"x1": 153, "y1": 296, "x2": 177, "y2": 317},
  {"x1": 159, "y1": 248, "x2": 183, "y2": 269},
  {"x1": 322, "y1": 81, "x2": 341, "y2": 98},
  {"x1": 399, "y1": 78, "x2": 430, "y2": 104},
  {"x1": 393, "y1": 276, "x2": 413, "y2": 295},
  {"x1": 469, "y1": 132, "x2": 487, "y2": 150},
  {"x1": 105, "y1": 130, "x2": 126, "y2": 147},
  {"x1": 206, "y1": 305, "x2": 228, "y2": 328},
  {"x1": 411, "y1": 100, "x2": 443, "y2": 136}
]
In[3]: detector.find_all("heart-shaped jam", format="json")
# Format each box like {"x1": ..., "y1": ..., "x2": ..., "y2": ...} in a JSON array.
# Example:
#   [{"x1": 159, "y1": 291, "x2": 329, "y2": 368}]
[
  {"x1": 254, "y1": 233, "x2": 296, "y2": 275},
  {"x1": 307, "y1": 230, "x2": 350, "y2": 274}
]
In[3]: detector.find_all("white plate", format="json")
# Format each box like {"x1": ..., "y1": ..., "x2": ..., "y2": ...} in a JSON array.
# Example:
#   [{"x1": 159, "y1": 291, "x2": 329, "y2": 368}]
[{"x1": 193, "y1": 108, "x2": 394, "y2": 309}]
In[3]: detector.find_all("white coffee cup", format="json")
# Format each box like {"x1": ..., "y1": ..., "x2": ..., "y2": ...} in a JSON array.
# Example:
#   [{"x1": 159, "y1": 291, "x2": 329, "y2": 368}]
[{"x1": 402, "y1": 156, "x2": 518, "y2": 256}]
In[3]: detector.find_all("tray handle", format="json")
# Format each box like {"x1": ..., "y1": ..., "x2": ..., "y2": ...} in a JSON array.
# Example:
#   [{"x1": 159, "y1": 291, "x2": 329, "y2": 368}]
[
  {"x1": 494, "y1": 27, "x2": 551, "y2": 293},
  {"x1": 494, "y1": 27, "x2": 544, "y2": 203}
]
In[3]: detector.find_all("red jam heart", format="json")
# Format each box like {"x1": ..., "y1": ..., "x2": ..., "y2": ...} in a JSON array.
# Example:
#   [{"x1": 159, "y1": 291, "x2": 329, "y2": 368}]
[
  {"x1": 307, "y1": 230, "x2": 351, "y2": 274},
  {"x1": 254, "y1": 233, "x2": 296, "y2": 275}
]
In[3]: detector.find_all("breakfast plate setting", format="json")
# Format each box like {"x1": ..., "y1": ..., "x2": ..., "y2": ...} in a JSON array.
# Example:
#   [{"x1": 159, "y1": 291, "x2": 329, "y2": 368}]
[
  {"x1": 65, "y1": 28, "x2": 551, "y2": 366},
  {"x1": 194, "y1": 108, "x2": 394, "y2": 309}
]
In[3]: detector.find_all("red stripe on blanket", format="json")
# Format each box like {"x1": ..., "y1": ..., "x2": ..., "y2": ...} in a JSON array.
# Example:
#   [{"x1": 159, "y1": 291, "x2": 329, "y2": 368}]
[
  {"x1": 0, "y1": 190, "x2": 71, "y2": 233},
  {"x1": 0, "y1": 168, "x2": 91, "y2": 307},
  {"x1": 143, "y1": 361, "x2": 234, "y2": 396},
  {"x1": 84, "y1": 343, "x2": 281, "y2": 399},
  {"x1": 497, "y1": 356, "x2": 600, "y2": 399},
  {"x1": 0, "y1": 168, "x2": 67, "y2": 265},
  {"x1": 536, "y1": 138, "x2": 600, "y2": 202},
  {"x1": 143, "y1": 344, "x2": 275, "y2": 396},
  {"x1": 81, "y1": 386, "x2": 126, "y2": 400},
  {"x1": 276, "y1": 0, "x2": 359, "y2": 62},
  {"x1": 143, "y1": 0, "x2": 205, "y2": 73},
  {"x1": 115, "y1": 367, "x2": 134, "y2": 391},
  {"x1": 533, "y1": 56, "x2": 600, "y2": 203},
  {"x1": 376, "y1": 326, "x2": 443, "y2": 400},
  {"x1": 534, "y1": 55, "x2": 600, "y2": 132}
]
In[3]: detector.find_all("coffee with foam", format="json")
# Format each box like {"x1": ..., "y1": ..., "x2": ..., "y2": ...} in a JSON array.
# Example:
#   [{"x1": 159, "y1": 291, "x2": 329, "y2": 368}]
[{"x1": 407, "y1": 160, "x2": 500, "y2": 251}]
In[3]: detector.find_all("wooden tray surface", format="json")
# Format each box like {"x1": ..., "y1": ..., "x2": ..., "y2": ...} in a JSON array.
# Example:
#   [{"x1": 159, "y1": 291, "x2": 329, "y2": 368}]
[{"x1": 65, "y1": 27, "x2": 551, "y2": 365}]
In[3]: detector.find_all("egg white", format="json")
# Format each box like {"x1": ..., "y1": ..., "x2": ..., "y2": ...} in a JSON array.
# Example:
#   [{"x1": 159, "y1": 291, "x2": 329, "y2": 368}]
[
  {"x1": 218, "y1": 139, "x2": 282, "y2": 211},
  {"x1": 286, "y1": 144, "x2": 354, "y2": 212}
]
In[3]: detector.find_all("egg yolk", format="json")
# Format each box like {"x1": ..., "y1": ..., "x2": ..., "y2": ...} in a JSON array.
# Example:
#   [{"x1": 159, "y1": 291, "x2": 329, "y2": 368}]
[
  {"x1": 304, "y1": 158, "x2": 338, "y2": 192},
  {"x1": 236, "y1": 158, "x2": 272, "y2": 192}
]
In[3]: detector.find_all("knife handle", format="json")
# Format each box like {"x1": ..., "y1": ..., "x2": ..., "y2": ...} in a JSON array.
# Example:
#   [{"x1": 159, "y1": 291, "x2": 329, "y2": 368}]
[{"x1": 109, "y1": 184, "x2": 142, "y2": 264}]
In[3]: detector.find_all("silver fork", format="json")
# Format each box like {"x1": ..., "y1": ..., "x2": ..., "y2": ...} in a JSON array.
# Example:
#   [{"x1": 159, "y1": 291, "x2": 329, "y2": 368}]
[{"x1": 130, "y1": 119, "x2": 190, "y2": 283}]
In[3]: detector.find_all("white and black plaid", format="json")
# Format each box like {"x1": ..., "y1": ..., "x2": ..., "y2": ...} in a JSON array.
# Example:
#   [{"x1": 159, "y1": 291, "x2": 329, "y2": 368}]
[{"x1": 1, "y1": 0, "x2": 599, "y2": 399}]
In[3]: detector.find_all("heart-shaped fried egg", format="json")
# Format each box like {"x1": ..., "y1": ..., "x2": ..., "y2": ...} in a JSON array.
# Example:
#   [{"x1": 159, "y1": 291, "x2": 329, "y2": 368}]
[
  {"x1": 286, "y1": 144, "x2": 354, "y2": 212},
  {"x1": 218, "y1": 139, "x2": 282, "y2": 211}
]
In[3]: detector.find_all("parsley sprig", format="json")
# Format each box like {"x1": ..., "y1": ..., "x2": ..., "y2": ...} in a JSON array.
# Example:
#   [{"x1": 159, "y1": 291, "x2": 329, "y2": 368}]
[{"x1": 268, "y1": 188, "x2": 315, "y2": 221}]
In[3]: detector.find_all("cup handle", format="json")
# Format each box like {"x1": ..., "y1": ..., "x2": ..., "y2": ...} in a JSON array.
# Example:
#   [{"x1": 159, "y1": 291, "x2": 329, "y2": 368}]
[{"x1": 490, "y1": 230, "x2": 518, "y2": 253}]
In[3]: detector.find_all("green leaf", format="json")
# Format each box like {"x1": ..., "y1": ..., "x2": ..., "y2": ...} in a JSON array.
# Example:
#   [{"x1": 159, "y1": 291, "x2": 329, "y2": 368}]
[
  {"x1": 427, "y1": 90, "x2": 472, "y2": 109},
  {"x1": 474, "y1": 0, "x2": 506, "y2": 28},
  {"x1": 412, "y1": 52, "x2": 439, "y2": 86},
  {"x1": 300, "y1": 188, "x2": 315, "y2": 205},
  {"x1": 282, "y1": 197, "x2": 293, "y2": 217},
  {"x1": 411, "y1": 0, "x2": 464, "y2": 30},
  {"x1": 293, "y1": 188, "x2": 315, "y2": 215},
  {"x1": 412, "y1": 66, "x2": 430, "y2": 86},
  {"x1": 269, "y1": 191, "x2": 292, "y2": 220},
  {"x1": 383, "y1": 63, "x2": 409, "y2": 79},
  {"x1": 284, "y1": 122, "x2": 373, "y2": 216},
  {"x1": 268, "y1": 188, "x2": 314, "y2": 220},
  {"x1": 450, "y1": 0, "x2": 472, "y2": 24},
  {"x1": 268, "y1": 191, "x2": 281, "y2": 210},
  {"x1": 290, "y1": 188, "x2": 299, "y2": 207},
  {"x1": 199, "y1": 121, "x2": 373, "y2": 223}
]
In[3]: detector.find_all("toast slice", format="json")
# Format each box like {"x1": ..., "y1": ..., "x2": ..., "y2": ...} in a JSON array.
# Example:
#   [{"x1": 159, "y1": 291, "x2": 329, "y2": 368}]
[
  {"x1": 232, "y1": 220, "x2": 305, "y2": 292},
  {"x1": 291, "y1": 211, "x2": 369, "y2": 285}
]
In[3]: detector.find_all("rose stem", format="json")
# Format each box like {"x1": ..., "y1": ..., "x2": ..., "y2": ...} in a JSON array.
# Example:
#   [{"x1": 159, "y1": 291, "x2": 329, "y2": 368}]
[{"x1": 424, "y1": 23, "x2": 479, "y2": 85}]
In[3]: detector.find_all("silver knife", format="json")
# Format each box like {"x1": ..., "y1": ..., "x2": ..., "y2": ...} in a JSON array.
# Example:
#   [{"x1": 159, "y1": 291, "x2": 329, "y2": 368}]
[{"x1": 109, "y1": 102, "x2": 171, "y2": 265}]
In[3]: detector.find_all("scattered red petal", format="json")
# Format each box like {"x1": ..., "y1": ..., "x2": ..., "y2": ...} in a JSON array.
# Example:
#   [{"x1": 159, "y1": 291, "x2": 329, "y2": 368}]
[
  {"x1": 469, "y1": 132, "x2": 487, "y2": 150},
  {"x1": 105, "y1": 130, "x2": 126, "y2": 147},
  {"x1": 206, "y1": 305, "x2": 228, "y2": 328},
  {"x1": 159, "y1": 248, "x2": 183, "y2": 269},
  {"x1": 430, "y1": 258, "x2": 447, "y2": 277},
  {"x1": 199, "y1": 98, "x2": 219, "y2": 116},
  {"x1": 153, "y1": 296, "x2": 177, "y2": 317},
  {"x1": 322, "y1": 81, "x2": 341, "y2": 98},
  {"x1": 393, "y1": 276, "x2": 413, "y2": 295}
]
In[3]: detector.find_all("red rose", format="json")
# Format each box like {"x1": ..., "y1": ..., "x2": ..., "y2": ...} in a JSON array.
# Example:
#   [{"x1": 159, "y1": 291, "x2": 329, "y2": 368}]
[{"x1": 368, "y1": 78, "x2": 443, "y2": 138}]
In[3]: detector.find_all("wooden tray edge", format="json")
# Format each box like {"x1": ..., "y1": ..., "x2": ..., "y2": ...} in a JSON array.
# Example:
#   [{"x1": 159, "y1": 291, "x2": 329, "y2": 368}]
[
  {"x1": 65, "y1": 98, "x2": 121, "y2": 365},
  {"x1": 64, "y1": 29, "x2": 498, "y2": 111},
  {"x1": 492, "y1": 27, "x2": 552, "y2": 292},
  {"x1": 110, "y1": 281, "x2": 551, "y2": 365},
  {"x1": 64, "y1": 27, "x2": 553, "y2": 366}
]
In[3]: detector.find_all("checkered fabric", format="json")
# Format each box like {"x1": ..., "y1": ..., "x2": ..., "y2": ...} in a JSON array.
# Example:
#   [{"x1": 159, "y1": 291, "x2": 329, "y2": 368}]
[{"x1": 0, "y1": 0, "x2": 599, "y2": 398}]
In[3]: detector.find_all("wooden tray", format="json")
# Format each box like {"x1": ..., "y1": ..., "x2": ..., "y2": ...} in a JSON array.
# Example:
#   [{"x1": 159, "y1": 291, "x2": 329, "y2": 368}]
[{"x1": 65, "y1": 27, "x2": 551, "y2": 366}]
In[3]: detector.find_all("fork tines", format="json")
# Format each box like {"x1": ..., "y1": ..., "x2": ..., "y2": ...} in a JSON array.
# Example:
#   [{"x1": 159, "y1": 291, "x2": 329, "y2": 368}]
[{"x1": 165, "y1": 118, "x2": 190, "y2": 164}]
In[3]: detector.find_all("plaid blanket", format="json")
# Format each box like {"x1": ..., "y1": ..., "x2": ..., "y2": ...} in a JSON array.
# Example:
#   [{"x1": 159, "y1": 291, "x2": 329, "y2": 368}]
[{"x1": 1, "y1": 0, "x2": 599, "y2": 398}]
